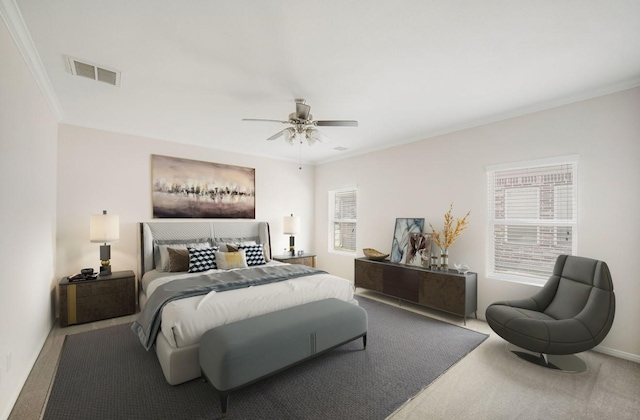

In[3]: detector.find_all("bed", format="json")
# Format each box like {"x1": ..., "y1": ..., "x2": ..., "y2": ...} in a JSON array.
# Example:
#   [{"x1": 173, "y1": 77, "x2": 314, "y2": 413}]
[{"x1": 134, "y1": 221, "x2": 357, "y2": 385}]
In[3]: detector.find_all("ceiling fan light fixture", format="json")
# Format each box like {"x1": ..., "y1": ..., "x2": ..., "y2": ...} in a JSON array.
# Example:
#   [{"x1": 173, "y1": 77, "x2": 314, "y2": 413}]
[
  {"x1": 305, "y1": 128, "x2": 319, "y2": 146},
  {"x1": 283, "y1": 127, "x2": 296, "y2": 145}
]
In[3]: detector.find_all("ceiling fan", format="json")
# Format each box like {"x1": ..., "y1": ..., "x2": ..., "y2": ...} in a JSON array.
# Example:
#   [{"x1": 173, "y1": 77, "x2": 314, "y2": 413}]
[{"x1": 242, "y1": 99, "x2": 358, "y2": 145}]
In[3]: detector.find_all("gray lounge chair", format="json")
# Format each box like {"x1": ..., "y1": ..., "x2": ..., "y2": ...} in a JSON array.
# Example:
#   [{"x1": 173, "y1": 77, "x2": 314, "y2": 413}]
[{"x1": 485, "y1": 255, "x2": 615, "y2": 372}]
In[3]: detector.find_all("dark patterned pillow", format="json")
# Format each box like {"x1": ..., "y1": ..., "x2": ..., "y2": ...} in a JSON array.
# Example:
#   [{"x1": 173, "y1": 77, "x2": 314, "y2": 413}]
[
  {"x1": 237, "y1": 244, "x2": 266, "y2": 266},
  {"x1": 188, "y1": 246, "x2": 220, "y2": 272}
]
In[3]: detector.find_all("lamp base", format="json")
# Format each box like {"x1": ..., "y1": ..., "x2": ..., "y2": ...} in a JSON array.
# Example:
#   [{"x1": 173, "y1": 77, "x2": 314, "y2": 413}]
[
  {"x1": 99, "y1": 244, "x2": 112, "y2": 276},
  {"x1": 289, "y1": 236, "x2": 295, "y2": 256}
]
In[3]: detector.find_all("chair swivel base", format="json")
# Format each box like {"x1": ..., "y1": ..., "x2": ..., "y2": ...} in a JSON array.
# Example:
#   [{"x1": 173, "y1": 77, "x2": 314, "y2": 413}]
[{"x1": 507, "y1": 343, "x2": 587, "y2": 373}]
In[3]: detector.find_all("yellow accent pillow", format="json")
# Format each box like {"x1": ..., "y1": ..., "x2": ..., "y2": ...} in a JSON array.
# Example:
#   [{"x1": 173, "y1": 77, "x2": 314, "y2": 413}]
[{"x1": 214, "y1": 250, "x2": 248, "y2": 270}]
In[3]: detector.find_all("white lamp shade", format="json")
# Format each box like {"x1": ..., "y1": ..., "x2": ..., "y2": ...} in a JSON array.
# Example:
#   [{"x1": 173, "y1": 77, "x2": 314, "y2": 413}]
[
  {"x1": 283, "y1": 215, "x2": 301, "y2": 235},
  {"x1": 90, "y1": 212, "x2": 120, "y2": 243}
]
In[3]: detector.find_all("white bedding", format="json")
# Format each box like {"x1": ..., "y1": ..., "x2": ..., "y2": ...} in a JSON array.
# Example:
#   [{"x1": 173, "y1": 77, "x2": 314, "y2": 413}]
[{"x1": 141, "y1": 261, "x2": 356, "y2": 348}]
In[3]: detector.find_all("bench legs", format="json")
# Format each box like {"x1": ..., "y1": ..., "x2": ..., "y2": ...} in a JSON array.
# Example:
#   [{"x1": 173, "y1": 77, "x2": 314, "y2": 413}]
[
  {"x1": 220, "y1": 393, "x2": 229, "y2": 418},
  {"x1": 202, "y1": 372, "x2": 230, "y2": 418},
  {"x1": 212, "y1": 335, "x2": 367, "y2": 417}
]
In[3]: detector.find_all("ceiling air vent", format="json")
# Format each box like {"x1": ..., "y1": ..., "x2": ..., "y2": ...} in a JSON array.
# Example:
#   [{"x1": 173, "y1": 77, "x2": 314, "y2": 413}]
[
  {"x1": 67, "y1": 56, "x2": 121, "y2": 86},
  {"x1": 333, "y1": 146, "x2": 349, "y2": 152}
]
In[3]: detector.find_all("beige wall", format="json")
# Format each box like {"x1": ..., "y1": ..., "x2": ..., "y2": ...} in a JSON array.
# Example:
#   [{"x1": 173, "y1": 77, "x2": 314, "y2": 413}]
[
  {"x1": 315, "y1": 87, "x2": 640, "y2": 361},
  {"x1": 56, "y1": 125, "x2": 316, "y2": 281},
  {"x1": 0, "y1": 20, "x2": 58, "y2": 419}
]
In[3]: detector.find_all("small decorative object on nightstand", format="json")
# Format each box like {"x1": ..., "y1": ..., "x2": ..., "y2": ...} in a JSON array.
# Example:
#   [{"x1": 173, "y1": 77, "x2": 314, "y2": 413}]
[
  {"x1": 273, "y1": 253, "x2": 317, "y2": 268},
  {"x1": 59, "y1": 270, "x2": 135, "y2": 327}
]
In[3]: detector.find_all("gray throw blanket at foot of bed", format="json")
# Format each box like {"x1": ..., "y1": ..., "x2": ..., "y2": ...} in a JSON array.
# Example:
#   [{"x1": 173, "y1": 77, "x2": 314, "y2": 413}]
[{"x1": 131, "y1": 265, "x2": 328, "y2": 350}]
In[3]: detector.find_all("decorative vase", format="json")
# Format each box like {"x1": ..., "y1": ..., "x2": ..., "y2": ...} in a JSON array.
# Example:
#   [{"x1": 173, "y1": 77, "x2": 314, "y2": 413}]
[
  {"x1": 440, "y1": 247, "x2": 449, "y2": 270},
  {"x1": 430, "y1": 252, "x2": 438, "y2": 270}
]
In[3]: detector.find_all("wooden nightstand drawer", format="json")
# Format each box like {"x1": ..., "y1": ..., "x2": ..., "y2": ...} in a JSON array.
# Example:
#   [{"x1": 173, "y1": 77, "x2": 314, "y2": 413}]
[
  {"x1": 272, "y1": 254, "x2": 317, "y2": 268},
  {"x1": 59, "y1": 270, "x2": 136, "y2": 327}
]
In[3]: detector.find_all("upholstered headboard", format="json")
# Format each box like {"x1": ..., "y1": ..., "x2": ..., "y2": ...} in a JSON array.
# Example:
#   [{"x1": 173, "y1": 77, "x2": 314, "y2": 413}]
[{"x1": 139, "y1": 221, "x2": 271, "y2": 276}]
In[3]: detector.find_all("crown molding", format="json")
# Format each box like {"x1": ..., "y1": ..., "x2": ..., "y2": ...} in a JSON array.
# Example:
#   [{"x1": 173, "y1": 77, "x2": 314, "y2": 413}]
[
  {"x1": 316, "y1": 79, "x2": 640, "y2": 166},
  {"x1": 0, "y1": 0, "x2": 64, "y2": 121}
]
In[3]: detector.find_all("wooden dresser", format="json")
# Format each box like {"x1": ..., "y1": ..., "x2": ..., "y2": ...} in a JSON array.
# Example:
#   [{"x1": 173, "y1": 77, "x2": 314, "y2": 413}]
[{"x1": 355, "y1": 258, "x2": 477, "y2": 324}]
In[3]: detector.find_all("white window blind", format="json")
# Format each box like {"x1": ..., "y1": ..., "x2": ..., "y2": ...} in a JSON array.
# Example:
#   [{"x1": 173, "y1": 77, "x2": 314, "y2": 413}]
[
  {"x1": 487, "y1": 156, "x2": 578, "y2": 284},
  {"x1": 329, "y1": 188, "x2": 357, "y2": 253}
]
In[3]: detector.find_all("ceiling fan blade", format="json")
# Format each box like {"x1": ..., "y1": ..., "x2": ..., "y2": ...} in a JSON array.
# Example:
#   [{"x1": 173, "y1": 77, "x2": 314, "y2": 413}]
[
  {"x1": 242, "y1": 118, "x2": 288, "y2": 123},
  {"x1": 315, "y1": 120, "x2": 358, "y2": 127},
  {"x1": 316, "y1": 129, "x2": 330, "y2": 142},
  {"x1": 296, "y1": 103, "x2": 311, "y2": 120},
  {"x1": 266, "y1": 129, "x2": 286, "y2": 141}
]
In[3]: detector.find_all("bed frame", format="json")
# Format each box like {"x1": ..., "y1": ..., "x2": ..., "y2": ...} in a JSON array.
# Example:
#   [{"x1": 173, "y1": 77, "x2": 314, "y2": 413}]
[{"x1": 139, "y1": 221, "x2": 272, "y2": 385}]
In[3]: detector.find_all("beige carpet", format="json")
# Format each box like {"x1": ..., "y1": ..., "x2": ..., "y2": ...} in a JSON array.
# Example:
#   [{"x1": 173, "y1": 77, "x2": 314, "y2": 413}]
[{"x1": 377, "y1": 293, "x2": 640, "y2": 420}]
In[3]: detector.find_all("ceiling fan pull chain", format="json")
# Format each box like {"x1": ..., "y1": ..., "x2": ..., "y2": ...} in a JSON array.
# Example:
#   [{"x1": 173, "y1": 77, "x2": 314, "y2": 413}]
[{"x1": 299, "y1": 139, "x2": 303, "y2": 170}]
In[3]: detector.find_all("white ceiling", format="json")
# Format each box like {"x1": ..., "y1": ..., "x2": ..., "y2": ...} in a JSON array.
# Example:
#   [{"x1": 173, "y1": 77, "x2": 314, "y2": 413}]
[{"x1": 7, "y1": 0, "x2": 640, "y2": 165}]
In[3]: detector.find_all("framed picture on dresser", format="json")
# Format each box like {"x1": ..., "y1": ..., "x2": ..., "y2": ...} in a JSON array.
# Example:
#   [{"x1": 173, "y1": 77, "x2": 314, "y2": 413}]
[
  {"x1": 404, "y1": 232, "x2": 432, "y2": 266},
  {"x1": 390, "y1": 218, "x2": 424, "y2": 263}
]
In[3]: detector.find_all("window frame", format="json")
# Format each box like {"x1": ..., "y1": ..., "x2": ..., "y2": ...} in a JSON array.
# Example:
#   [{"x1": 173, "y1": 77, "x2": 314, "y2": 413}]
[
  {"x1": 486, "y1": 155, "x2": 578, "y2": 286},
  {"x1": 328, "y1": 187, "x2": 357, "y2": 255}
]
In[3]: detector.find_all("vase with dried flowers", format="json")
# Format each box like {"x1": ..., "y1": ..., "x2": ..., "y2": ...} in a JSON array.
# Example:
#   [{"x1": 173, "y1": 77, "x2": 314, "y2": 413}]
[{"x1": 429, "y1": 204, "x2": 470, "y2": 270}]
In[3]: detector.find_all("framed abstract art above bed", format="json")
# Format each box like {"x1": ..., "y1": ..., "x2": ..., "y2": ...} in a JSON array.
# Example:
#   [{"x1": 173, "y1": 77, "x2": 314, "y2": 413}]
[{"x1": 151, "y1": 154, "x2": 255, "y2": 219}]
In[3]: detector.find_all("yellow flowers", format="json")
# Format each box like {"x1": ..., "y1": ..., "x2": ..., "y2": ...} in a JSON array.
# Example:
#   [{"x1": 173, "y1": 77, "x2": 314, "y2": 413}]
[{"x1": 429, "y1": 204, "x2": 470, "y2": 249}]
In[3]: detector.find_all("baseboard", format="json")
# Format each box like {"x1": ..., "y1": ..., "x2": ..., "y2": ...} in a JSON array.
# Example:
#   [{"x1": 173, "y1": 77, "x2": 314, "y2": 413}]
[
  {"x1": 593, "y1": 345, "x2": 640, "y2": 363},
  {"x1": 2, "y1": 322, "x2": 52, "y2": 420}
]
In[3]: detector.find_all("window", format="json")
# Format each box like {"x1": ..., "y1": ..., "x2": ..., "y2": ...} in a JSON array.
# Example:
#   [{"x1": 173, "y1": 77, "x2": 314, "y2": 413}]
[
  {"x1": 504, "y1": 187, "x2": 540, "y2": 245},
  {"x1": 329, "y1": 188, "x2": 357, "y2": 253},
  {"x1": 487, "y1": 156, "x2": 578, "y2": 284}
]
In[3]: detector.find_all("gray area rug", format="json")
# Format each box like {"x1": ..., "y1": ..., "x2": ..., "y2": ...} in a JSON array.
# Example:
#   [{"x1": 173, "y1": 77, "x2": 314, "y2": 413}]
[{"x1": 44, "y1": 296, "x2": 487, "y2": 419}]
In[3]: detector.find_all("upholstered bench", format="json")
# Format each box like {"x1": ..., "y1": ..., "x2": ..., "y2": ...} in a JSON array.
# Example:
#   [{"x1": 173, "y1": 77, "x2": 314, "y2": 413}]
[{"x1": 199, "y1": 298, "x2": 368, "y2": 417}]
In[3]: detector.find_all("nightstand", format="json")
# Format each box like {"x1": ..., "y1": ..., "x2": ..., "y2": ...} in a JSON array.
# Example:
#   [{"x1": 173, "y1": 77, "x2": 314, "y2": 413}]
[
  {"x1": 272, "y1": 253, "x2": 317, "y2": 268},
  {"x1": 59, "y1": 270, "x2": 136, "y2": 327}
]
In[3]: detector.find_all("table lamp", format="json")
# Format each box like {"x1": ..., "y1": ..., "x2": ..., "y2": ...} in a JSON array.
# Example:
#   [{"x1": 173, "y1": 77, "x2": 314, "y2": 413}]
[
  {"x1": 90, "y1": 210, "x2": 119, "y2": 276},
  {"x1": 283, "y1": 214, "x2": 300, "y2": 256}
]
